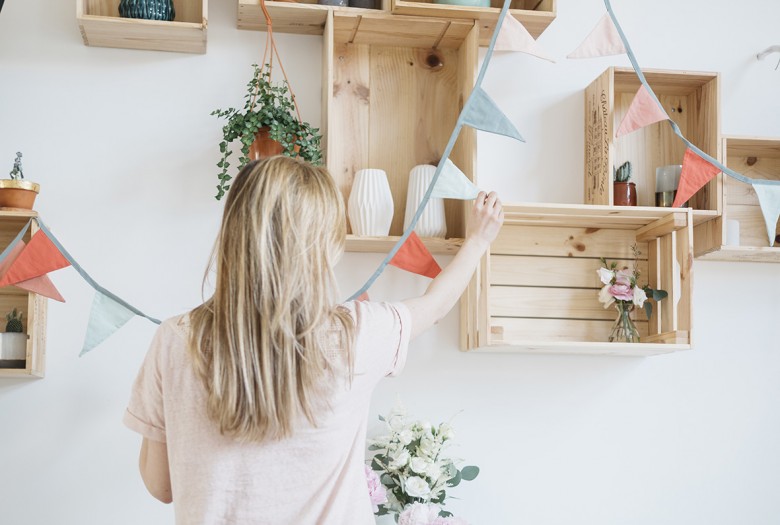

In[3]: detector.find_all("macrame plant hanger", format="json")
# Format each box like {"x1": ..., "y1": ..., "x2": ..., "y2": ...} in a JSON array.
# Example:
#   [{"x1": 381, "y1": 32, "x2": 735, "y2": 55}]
[{"x1": 250, "y1": 0, "x2": 303, "y2": 122}]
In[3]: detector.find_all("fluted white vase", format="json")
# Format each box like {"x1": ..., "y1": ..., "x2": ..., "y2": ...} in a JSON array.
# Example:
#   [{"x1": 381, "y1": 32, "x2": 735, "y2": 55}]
[
  {"x1": 403, "y1": 164, "x2": 447, "y2": 238},
  {"x1": 348, "y1": 169, "x2": 394, "y2": 236}
]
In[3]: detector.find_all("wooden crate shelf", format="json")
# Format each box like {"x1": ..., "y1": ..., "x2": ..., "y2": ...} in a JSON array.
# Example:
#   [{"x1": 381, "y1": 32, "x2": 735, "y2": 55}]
[
  {"x1": 695, "y1": 136, "x2": 780, "y2": 262},
  {"x1": 323, "y1": 11, "x2": 479, "y2": 252},
  {"x1": 390, "y1": 0, "x2": 556, "y2": 46},
  {"x1": 0, "y1": 211, "x2": 47, "y2": 379},
  {"x1": 460, "y1": 203, "x2": 694, "y2": 357},
  {"x1": 584, "y1": 67, "x2": 721, "y2": 216},
  {"x1": 77, "y1": 0, "x2": 208, "y2": 54}
]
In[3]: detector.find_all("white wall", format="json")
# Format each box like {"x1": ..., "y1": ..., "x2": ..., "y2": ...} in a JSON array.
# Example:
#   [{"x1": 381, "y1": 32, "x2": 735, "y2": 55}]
[{"x1": 1, "y1": 0, "x2": 779, "y2": 523}]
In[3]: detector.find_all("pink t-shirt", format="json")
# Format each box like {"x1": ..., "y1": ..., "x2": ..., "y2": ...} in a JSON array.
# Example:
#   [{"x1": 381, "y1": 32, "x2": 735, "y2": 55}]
[{"x1": 124, "y1": 301, "x2": 411, "y2": 525}]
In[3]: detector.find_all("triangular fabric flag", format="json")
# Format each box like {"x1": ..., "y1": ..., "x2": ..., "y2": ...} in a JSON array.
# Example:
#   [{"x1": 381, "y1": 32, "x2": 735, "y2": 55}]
[
  {"x1": 462, "y1": 87, "x2": 525, "y2": 142},
  {"x1": 389, "y1": 232, "x2": 442, "y2": 279},
  {"x1": 431, "y1": 159, "x2": 480, "y2": 200},
  {"x1": 673, "y1": 149, "x2": 721, "y2": 208},
  {"x1": 80, "y1": 291, "x2": 136, "y2": 355},
  {"x1": 494, "y1": 13, "x2": 555, "y2": 62},
  {"x1": 567, "y1": 13, "x2": 626, "y2": 58},
  {"x1": 0, "y1": 230, "x2": 71, "y2": 287},
  {"x1": 356, "y1": 292, "x2": 370, "y2": 302},
  {"x1": 0, "y1": 240, "x2": 65, "y2": 302},
  {"x1": 615, "y1": 85, "x2": 669, "y2": 137},
  {"x1": 752, "y1": 181, "x2": 780, "y2": 246}
]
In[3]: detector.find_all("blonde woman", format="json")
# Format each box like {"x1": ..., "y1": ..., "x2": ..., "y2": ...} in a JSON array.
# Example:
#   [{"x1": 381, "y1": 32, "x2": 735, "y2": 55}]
[{"x1": 124, "y1": 156, "x2": 503, "y2": 524}]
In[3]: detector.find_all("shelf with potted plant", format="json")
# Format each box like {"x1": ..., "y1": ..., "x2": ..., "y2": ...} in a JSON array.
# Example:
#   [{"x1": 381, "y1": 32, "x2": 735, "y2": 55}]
[
  {"x1": 460, "y1": 202, "x2": 693, "y2": 357},
  {"x1": 0, "y1": 210, "x2": 47, "y2": 378},
  {"x1": 584, "y1": 67, "x2": 721, "y2": 227},
  {"x1": 76, "y1": 0, "x2": 208, "y2": 54},
  {"x1": 694, "y1": 136, "x2": 780, "y2": 262}
]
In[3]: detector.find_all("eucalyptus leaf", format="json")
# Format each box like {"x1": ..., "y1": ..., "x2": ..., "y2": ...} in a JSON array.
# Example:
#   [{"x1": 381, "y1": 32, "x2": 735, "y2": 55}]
[{"x1": 461, "y1": 465, "x2": 480, "y2": 481}]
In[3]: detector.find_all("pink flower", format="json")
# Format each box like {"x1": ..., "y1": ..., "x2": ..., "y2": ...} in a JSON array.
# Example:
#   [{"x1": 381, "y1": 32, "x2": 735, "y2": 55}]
[
  {"x1": 432, "y1": 516, "x2": 470, "y2": 525},
  {"x1": 608, "y1": 283, "x2": 634, "y2": 301},
  {"x1": 614, "y1": 269, "x2": 632, "y2": 286},
  {"x1": 399, "y1": 503, "x2": 441, "y2": 525},
  {"x1": 365, "y1": 465, "x2": 387, "y2": 513}
]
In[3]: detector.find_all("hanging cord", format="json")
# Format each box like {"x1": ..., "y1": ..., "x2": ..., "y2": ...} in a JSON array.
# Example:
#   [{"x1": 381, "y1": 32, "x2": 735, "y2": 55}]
[{"x1": 248, "y1": 0, "x2": 303, "y2": 122}]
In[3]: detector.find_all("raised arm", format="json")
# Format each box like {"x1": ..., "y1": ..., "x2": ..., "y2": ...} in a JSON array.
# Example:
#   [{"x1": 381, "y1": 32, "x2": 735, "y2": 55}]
[{"x1": 403, "y1": 191, "x2": 503, "y2": 340}]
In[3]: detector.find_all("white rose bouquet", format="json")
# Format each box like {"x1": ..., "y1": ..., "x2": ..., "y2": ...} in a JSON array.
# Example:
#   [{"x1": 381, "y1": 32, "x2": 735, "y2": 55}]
[{"x1": 367, "y1": 405, "x2": 479, "y2": 523}]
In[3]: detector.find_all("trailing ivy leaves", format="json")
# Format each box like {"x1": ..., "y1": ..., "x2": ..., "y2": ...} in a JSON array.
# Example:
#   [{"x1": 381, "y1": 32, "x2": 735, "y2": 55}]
[{"x1": 211, "y1": 63, "x2": 323, "y2": 200}]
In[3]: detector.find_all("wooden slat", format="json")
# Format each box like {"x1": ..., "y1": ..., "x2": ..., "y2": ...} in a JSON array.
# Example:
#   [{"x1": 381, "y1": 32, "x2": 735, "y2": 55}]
[
  {"x1": 635, "y1": 212, "x2": 688, "y2": 242},
  {"x1": 490, "y1": 286, "x2": 616, "y2": 320},
  {"x1": 724, "y1": 136, "x2": 780, "y2": 160},
  {"x1": 676, "y1": 219, "x2": 693, "y2": 343},
  {"x1": 345, "y1": 235, "x2": 462, "y2": 254},
  {"x1": 334, "y1": 12, "x2": 473, "y2": 48},
  {"x1": 491, "y1": 255, "x2": 647, "y2": 288},
  {"x1": 696, "y1": 245, "x2": 780, "y2": 263},
  {"x1": 490, "y1": 317, "x2": 649, "y2": 344},
  {"x1": 725, "y1": 204, "x2": 780, "y2": 247},
  {"x1": 492, "y1": 224, "x2": 646, "y2": 259},
  {"x1": 657, "y1": 232, "x2": 676, "y2": 334},
  {"x1": 469, "y1": 341, "x2": 687, "y2": 357}
]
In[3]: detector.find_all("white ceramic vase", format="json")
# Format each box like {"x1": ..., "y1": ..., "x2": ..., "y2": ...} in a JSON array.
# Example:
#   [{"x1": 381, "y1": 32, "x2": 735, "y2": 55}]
[
  {"x1": 348, "y1": 169, "x2": 394, "y2": 236},
  {"x1": 403, "y1": 164, "x2": 447, "y2": 238},
  {"x1": 0, "y1": 333, "x2": 27, "y2": 360}
]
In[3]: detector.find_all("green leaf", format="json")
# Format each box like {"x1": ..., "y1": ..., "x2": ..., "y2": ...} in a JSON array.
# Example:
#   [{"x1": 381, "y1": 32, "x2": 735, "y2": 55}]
[
  {"x1": 447, "y1": 470, "x2": 462, "y2": 487},
  {"x1": 460, "y1": 465, "x2": 480, "y2": 481},
  {"x1": 644, "y1": 302, "x2": 652, "y2": 320},
  {"x1": 653, "y1": 289, "x2": 668, "y2": 301}
]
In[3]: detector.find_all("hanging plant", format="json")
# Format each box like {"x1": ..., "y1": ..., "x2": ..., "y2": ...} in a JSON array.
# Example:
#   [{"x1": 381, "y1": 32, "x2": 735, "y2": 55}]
[{"x1": 211, "y1": 64, "x2": 323, "y2": 201}]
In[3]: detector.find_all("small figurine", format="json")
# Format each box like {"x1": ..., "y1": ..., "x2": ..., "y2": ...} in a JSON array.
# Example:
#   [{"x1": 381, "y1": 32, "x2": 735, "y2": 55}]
[{"x1": 9, "y1": 152, "x2": 24, "y2": 180}]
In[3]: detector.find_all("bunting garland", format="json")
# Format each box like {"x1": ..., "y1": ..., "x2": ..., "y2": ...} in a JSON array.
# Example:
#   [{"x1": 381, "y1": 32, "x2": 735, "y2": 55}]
[
  {"x1": 567, "y1": 12, "x2": 625, "y2": 59},
  {"x1": 673, "y1": 148, "x2": 722, "y2": 208},
  {"x1": 615, "y1": 84, "x2": 669, "y2": 138},
  {"x1": 430, "y1": 159, "x2": 480, "y2": 200},
  {"x1": 389, "y1": 232, "x2": 442, "y2": 279},
  {"x1": 494, "y1": 12, "x2": 555, "y2": 62},
  {"x1": 81, "y1": 291, "x2": 137, "y2": 355},
  {"x1": 752, "y1": 182, "x2": 780, "y2": 246}
]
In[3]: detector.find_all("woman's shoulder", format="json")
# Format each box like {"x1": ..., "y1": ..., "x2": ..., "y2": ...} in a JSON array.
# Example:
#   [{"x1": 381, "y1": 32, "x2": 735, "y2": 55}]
[{"x1": 155, "y1": 313, "x2": 192, "y2": 342}]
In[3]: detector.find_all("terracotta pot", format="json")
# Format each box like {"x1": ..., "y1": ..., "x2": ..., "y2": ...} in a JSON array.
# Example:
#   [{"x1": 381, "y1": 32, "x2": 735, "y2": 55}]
[
  {"x1": 248, "y1": 127, "x2": 301, "y2": 161},
  {"x1": 0, "y1": 180, "x2": 40, "y2": 210},
  {"x1": 613, "y1": 181, "x2": 637, "y2": 206}
]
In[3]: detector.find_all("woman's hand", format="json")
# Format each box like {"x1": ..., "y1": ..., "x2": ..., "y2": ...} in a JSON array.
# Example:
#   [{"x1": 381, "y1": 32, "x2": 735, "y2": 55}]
[{"x1": 467, "y1": 191, "x2": 504, "y2": 249}]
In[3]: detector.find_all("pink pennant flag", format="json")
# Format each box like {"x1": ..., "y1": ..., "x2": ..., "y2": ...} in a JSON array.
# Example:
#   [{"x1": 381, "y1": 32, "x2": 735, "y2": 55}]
[
  {"x1": 615, "y1": 85, "x2": 669, "y2": 137},
  {"x1": 494, "y1": 14, "x2": 555, "y2": 62},
  {"x1": 0, "y1": 240, "x2": 65, "y2": 302},
  {"x1": 673, "y1": 149, "x2": 721, "y2": 208},
  {"x1": 567, "y1": 13, "x2": 626, "y2": 59},
  {"x1": 389, "y1": 232, "x2": 442, "y2": 279},
  {"x1": 356, "y1": 292, "x2": 369, "y2": 302}
]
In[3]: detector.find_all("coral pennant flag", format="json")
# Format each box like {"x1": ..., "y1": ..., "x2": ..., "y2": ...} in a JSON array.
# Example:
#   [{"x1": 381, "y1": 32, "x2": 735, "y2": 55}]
[
  {"x1": 463, "y1": 87, "x2": 525, "y2": 142},
  {"x1": 567, "y1": 13, "x2": 626, "y2": 59},
  {"x1": 0, "y1": 240, "x2": 64, "y2": 302},
  {"x1": 494, "y1": 13, "x2": 555, "y2": 62},
  {"x1": 356, "y1": 292, "x2": 370, "y2": 302},
  {"x1": 752, "y1": 181, "x2": 780, "y2": 245},
  {"x1": 389, "y1": 232, "x2": 442, "y2": 279},
  {"x1": 0, "y1": 230, "x2": 71, "y2": 288},
  {"x1": 615, "y1": 85, "x2": 669, "y2": 137},
  {"x1": 673, "y1": 149, "x2": 721, "y2": 208},
  {"x1": 431, "y1": 159, "x2": 480, "y2": 200}
]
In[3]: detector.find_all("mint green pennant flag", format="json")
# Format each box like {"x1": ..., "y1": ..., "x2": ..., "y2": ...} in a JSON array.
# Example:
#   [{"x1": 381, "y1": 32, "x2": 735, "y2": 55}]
[
  {"x1": 462, "y1": 87, "x2": 525, "y2": 142},
  {"x1": 753, "y1": 181, "x2": 780, "y2": 246},
  {"x1": 431, "y1": 159, "x2": 480, "y2": 200},
  {"x1": 80, "y1": 291, "x2": 136, "y2": 356}
]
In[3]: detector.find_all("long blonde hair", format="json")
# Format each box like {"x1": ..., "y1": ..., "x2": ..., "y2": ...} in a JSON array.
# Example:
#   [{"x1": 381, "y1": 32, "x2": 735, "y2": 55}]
[{"x1": 189, "y1": 156, "x2": 354, "y2": 441}]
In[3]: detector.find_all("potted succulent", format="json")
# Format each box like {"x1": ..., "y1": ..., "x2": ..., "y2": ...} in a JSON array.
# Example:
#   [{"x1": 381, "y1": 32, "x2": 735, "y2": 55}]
[
  {"x1": 0, "y1": 308, "x2": 27, "y2": 363},
  {"x1": 0, "y1": 152, "x2": 40, "y2": 210},
  {"x1": 211, "y1": 63, "x2": 323, "y2": 200},
  {"x1": 613, "y1": 161, "x2": 636, "y2": 206}
]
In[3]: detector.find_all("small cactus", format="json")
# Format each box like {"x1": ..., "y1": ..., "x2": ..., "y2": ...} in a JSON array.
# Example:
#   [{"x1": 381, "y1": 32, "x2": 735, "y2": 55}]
[
  {"x1": 614, "y1": 161, "x2": 632, "y2": 182},
  {"x1": 5, "y1": 308, "x2": 24, "y2": 333}
]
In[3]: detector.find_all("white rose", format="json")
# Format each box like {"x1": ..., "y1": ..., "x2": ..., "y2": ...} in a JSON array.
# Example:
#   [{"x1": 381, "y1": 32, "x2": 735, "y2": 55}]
[
  {"x1": 438, "y1": 423, "x2": 455, "y2": 441},
  {"x1": 409, "y1": 456, "x2": 429, "y2": 475},
  {"x1": 388, "y1": 414, "x2": 406, "y2": 431},
  {"x1": 398, "y1": 429, "x2": 414, "y2": 445},
  {"x1": 419, "y1": 437, "x2": 436, "y2": 459},
  {"x1": 598, "y1": 284, "x2": 615, "y2": 308},
  {"x1": 389, "y1": 449, "x2": 410, "y2": 470},
  {"x1": 404, "y1": 476, "x2": 431, "y2": 499},
  {"x1": 597, "y1": 267, "x2": 614, "y2": 285},
  {"x1": 633, "y1": 286, "x2": 647, "y2": 307},
  {"x1": 425, "y1": 462, "x2": 442, "y2": 482}
]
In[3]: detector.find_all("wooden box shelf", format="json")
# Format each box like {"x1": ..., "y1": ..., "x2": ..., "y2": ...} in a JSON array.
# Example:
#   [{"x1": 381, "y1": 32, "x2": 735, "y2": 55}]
[
  {"x1": 389, "y1": 0, "x2": 556, "y2": 46},
  {"x1": 460, "y1": 203, "x2": 693, "y2": 357},
  {"x1": 0, "y1": 211, "x2": 47, "y2": 378},
  {"x1": 695, "y1": 137, "x2": 780, "y2": 262},
  {"x1": 323, "y1": 11, "x2": 479, "y2": 252},
  {"x1": 77, "y1": 0, "x2": 208, "y2": 54},
  {"x1": 584, "y1": 67, "x2": 720, "y2": 222}
]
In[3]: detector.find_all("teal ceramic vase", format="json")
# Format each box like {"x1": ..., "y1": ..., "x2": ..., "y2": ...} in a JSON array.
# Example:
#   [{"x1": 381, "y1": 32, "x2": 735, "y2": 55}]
[{"x1": 119, "y1": 0, "x2": 175, "y2": 21}]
